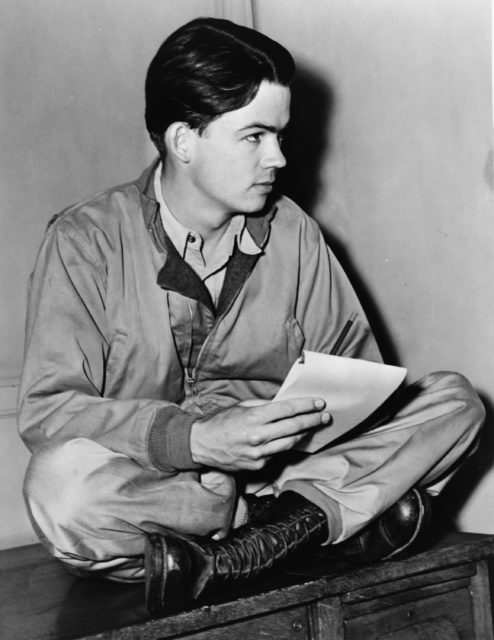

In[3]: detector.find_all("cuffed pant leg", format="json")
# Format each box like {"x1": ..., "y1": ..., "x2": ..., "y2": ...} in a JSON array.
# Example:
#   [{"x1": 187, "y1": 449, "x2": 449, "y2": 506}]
[
  {"x1": 274, "y1": 371, "x2": 485, "y2": 543},
  {"x1": 23, "y1": 437, "x2": 237, "y2": 581}
]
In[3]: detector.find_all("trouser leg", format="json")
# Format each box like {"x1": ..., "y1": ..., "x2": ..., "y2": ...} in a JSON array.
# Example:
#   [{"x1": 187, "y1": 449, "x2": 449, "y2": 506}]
[
  {"x1": 23, "y1": 437, "x2": 237, "y2": 581},
  {"x1": 271, "y1": 371, "x2": 484, "y2": 543}
]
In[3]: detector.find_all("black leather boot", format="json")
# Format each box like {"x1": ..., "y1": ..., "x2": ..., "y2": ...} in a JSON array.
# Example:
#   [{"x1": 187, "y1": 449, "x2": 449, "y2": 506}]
[
  {"x1": 243, "y1": 492, "x2": 276, "y2": 521},
  {"x1": 145, "y1": 487, "x2": 432, "y2": 613},
  {"x1": 145, "y1": 491, "x2": 328, "y2": 613},
  {"x1": 316, "y1": 487, "x2": 432, "y2": 566}
]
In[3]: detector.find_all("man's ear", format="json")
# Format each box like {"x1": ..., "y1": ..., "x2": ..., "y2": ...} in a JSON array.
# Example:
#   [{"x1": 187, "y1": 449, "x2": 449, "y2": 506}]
[{"x1": 164, "y1": 122, "x2": 193, "y2": 163}]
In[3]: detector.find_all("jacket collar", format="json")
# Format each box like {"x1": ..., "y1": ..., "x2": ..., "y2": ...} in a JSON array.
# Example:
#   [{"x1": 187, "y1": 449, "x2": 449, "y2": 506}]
[{"x1": 134, "y1": 158, "x2": 277, "y2": 253}]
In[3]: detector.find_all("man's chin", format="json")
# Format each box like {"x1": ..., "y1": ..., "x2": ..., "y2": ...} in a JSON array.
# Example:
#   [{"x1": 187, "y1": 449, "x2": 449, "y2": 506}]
[{"x1": 240, "y1": 193, "x2": 276, "y2": 215}]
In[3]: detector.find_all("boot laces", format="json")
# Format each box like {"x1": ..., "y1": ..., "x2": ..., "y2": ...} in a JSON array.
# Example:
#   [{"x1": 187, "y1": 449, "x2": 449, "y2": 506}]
[{"x1": 207, "y1": 506, "x2": 326, "y2": 581}]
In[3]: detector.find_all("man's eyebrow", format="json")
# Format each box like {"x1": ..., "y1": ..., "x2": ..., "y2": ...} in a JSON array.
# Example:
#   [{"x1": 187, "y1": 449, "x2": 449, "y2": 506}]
[{"x1": 238, "y1": 123, "x2": 285, "y2": 133}]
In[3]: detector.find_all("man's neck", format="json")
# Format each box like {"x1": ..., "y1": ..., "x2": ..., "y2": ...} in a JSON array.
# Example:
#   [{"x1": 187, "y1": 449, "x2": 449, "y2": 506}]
[{"x1": 161, "y1": 167, "x2": 232, "y2": 245}]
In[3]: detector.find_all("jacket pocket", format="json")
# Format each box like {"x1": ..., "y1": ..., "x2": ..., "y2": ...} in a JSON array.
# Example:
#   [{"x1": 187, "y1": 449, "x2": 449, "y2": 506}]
[{"x1": 284, "y1": 317, "x2": 306, "y2": 368}]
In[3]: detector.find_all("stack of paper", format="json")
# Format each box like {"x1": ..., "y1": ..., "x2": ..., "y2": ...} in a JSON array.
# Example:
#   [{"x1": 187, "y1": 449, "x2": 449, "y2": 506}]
[{"x1": 274, "y1": 351, "x2": 407, "y2": 453}]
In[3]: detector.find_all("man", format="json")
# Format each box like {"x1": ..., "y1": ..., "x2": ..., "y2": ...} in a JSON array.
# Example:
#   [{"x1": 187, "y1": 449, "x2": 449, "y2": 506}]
[{"x1": 18, "y1": 17, "x2": 484, "y2": 613}]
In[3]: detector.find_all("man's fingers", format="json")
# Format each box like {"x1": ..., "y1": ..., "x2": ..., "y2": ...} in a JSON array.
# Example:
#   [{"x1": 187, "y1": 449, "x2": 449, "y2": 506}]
[
  {"x1": 240, "y1": 399, "x2": 267, "y2": 408},
  {"x1": 252, "y1": 397, "x2": 326, "y2": 423},
  {"x1": 246, "y1": 408, "x2": 331, "y2": 446},
  {"x1": 256, "y1": 430, "x2": 320, "y2": 457}
]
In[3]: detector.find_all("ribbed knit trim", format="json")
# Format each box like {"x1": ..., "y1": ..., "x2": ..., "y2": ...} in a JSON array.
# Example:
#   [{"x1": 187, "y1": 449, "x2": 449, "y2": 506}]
[{"x1": 148, "y1": 406, "x2": 201, "y2": 472}]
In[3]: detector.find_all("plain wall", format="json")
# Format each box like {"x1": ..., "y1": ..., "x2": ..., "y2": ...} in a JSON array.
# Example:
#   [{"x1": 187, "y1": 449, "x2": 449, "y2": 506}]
[
  {"x1": 0, "y1": 0, "x2": 253, "y2": 549},
  {"x1": 0, "y1": 0, "x2": 232, "y2": 379},
  {"x1": 1, "y1": 0, "x2": 493, "y2": 547},
  {"x1": 254, "y1": 0, "x2": 494, "y2": 531}
]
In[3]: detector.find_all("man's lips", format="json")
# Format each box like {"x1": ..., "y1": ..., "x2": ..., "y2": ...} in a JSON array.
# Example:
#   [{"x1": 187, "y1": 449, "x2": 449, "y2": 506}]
[
  {"x1": 253, "y1": 182, "x2": 274, "y2": 192},
  {"x1": 253, "y1": 180, "x2": 274, "y2": 188}
]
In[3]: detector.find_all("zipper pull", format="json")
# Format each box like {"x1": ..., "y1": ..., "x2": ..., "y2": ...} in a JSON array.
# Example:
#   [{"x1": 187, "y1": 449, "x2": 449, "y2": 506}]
[{"x1": 185, "y1": 369, "x2": 196, "y2": 391}]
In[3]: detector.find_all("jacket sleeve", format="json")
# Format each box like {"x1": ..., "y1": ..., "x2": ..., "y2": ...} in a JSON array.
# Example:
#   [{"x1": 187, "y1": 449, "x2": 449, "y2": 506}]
[
  {"x1": 295, "y1": 220, "x2": 383, "y2": 363},
  {"x1": 17, "y1": 219, "x2": 199, "y2": 473}
]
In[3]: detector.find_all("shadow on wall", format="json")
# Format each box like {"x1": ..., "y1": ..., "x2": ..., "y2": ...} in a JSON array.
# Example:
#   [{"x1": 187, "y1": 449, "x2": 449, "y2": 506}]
[
  {"x1": 279, "y1": 66, "x2": 494, "y2": 522},
  {"x1": 278, "y1": 63, "x2": 331, "y2": 216},
  {"x1": 278, "y1": 65, "x2": 399, "y2": 366},
  {"x1": 434, "y1": 395, "x2": 494, "y2": 530},
  {"x1": 1, "y1": 31, "x2": 490, "y2": 578}
]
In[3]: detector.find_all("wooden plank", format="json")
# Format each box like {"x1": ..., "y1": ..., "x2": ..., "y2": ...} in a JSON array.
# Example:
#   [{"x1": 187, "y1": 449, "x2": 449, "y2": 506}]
[
  {"x1": 344, "y1": 587, "x2": 474, "y2": 640},
  {"x1": 381, "y1": 617, "x2": 461, "y2": 640},
  {"x1": 470, "y1": 559, "x2": 494, "y2": 640},
  {"x1": 2, "y1": 533, "x2": 494, "y2": 640},
  {"x1": 0, "y1": 543, "x2": 48, "y2": 570},
  {"x1": 344, "y1": 576, "x2": 472, "y2": 618},
  {"x1": 287, "y1": 532, "x2": 494, "y2": 595},
  {"x1": 312, "y1": 598, "x2": 345, "y2": 640},
  {"x1": 0, "y1": 550, "x2": 322, "y2": 640},
  {"x1": 341, "y1": 563, "x2": 474, "y2": 604},
  {"x1": 156, "y1": 606, "x2": 310, "y2": 640}
]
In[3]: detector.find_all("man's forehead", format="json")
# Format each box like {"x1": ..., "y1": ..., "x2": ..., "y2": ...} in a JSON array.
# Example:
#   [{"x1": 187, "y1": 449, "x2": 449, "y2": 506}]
[{"x1": 218, "y1": 82, "x2": 291, "y2": 131}]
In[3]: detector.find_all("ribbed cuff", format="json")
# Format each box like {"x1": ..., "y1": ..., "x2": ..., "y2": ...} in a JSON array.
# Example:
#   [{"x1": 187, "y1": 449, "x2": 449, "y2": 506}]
[{"x1": 148, "y1": 405, "x2": 201, "y2": 472}]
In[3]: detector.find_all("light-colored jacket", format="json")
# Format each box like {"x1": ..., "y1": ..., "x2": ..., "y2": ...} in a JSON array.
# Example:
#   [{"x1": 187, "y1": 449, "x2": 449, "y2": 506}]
[{"x1": 18, "y1": 162, "x2": 381, "y2": 473}]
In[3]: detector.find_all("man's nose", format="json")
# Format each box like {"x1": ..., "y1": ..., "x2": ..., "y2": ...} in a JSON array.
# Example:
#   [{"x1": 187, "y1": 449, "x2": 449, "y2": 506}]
[{"x1": 261, "y1": 139, "x2": 287, "y2": 170}]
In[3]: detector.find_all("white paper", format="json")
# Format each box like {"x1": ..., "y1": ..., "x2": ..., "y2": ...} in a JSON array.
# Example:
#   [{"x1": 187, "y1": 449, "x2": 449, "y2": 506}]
[{"x1": 274, "y1": 351, "x2": 407, "y2": 453}]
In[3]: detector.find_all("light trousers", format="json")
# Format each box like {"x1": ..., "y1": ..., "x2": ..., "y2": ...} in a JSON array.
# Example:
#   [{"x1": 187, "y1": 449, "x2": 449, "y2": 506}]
[{"x1": 23, "y1": 371, "x2": 484, "y2": 582}]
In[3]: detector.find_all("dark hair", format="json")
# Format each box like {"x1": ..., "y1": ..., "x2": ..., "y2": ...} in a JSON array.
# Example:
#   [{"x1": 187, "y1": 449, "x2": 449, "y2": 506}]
[{"x1": 145, "y1": 17, "x2": 295, "y2": 156}]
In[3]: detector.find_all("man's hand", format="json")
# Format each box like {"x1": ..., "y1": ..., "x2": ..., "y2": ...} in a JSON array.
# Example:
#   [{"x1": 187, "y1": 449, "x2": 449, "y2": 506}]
[{"x1": 190, "y1": 398, "x2": 331, "y2": 471}]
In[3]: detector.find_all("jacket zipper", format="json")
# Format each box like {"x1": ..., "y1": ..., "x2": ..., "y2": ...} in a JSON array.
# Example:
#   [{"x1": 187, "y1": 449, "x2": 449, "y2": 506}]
[
  {"x1": 185, "y1": 368, "x2": 197, "y2": 395},
  {"x1": 183, "y1": 248, "x2": 261, "y2": 397},
  {"x1": 183, "y1": 312, "x2": 225, "y2": 398}
]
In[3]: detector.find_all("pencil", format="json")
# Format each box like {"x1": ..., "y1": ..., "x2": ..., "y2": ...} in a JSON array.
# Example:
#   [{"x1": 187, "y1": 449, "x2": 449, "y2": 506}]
[{"x1": 330, "y1": 317, "x2": 355, "y2": 355}]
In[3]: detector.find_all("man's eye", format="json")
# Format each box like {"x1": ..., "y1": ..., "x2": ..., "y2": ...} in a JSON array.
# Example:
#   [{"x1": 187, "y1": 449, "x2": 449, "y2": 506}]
[{"x1": 245, "y1": 133, "x2": 262, "y2": 143}]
